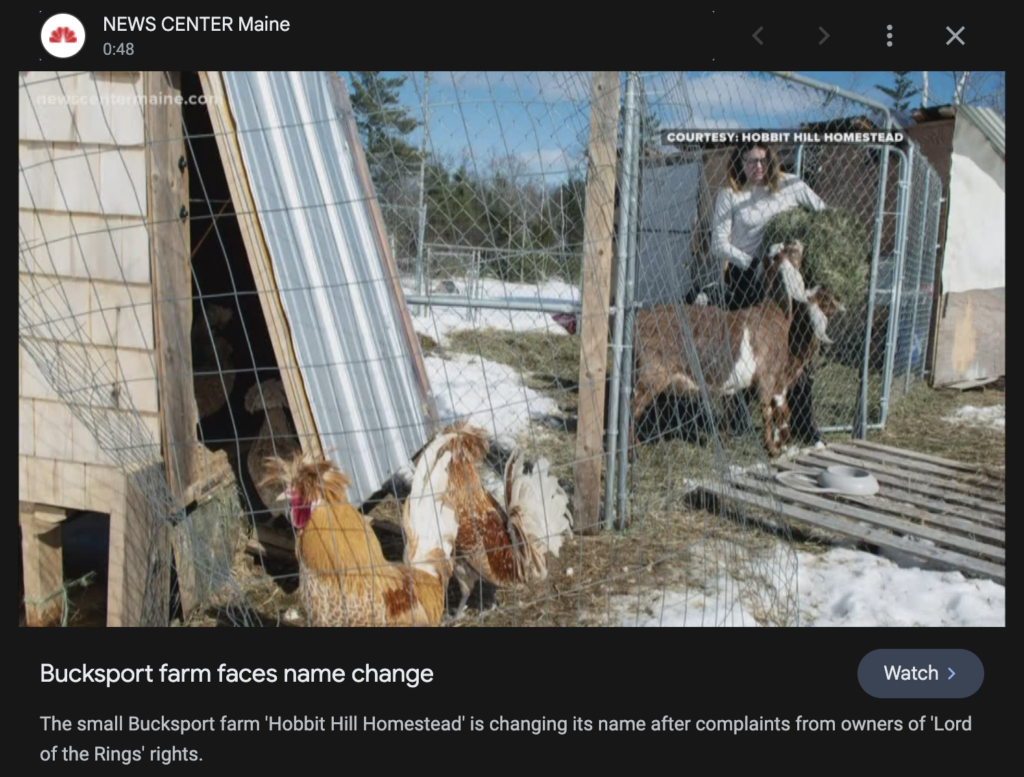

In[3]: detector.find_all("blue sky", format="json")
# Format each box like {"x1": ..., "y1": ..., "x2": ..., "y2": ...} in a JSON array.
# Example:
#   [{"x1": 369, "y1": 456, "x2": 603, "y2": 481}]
[
  {"x1": 341, "y1": 71, "x2": 1002, "y2": 184},
  {"x1": 799, "y1": 71, "x2": 997, "y2": 107}
]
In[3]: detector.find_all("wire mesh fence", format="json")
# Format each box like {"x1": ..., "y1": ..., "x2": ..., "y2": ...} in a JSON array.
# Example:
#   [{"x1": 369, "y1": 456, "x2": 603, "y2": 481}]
[
  {"x1": 890, "y1": 157, "x2": 941, "y2": 399},
  {"x1": 641, "y1": 72, "x2": 902, "y2": 440},
  {"x1": 18, "y1": 70, "x2": 942, "y2": 628}
]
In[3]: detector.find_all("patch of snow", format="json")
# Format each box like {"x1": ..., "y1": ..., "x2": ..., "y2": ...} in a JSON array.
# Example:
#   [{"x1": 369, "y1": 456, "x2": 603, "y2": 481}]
[
  {"x1": 944, "y1": 404, "x2": 1005, "y2": 432},
  {"x1": 617, "y1": 576, "x2": 764, "y2": 627},
  {"x1": 425, "y1": 353, "x2": 561, "y2": 447},
  {"x1": 610, "y1": 547, "x2": 1004, "y2": 627},
  {"x1": 405, "y1": 277, "x2": 580, "y2": 345},
  {"x1": 797, "y1": 548, "x2": 1004, "y2": 627}
]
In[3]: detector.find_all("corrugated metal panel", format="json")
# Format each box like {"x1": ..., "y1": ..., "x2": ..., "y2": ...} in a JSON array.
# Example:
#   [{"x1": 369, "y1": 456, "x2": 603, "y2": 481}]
[
  {"x1": 959, "y1": 105, "x2": 1005, "y2": 157},
  {"x1": 222, "y1": 71, "x2": 428, "y2": 504},
  {"x1": 635, "y1": 161, "x2": 703, "y2": 306}
]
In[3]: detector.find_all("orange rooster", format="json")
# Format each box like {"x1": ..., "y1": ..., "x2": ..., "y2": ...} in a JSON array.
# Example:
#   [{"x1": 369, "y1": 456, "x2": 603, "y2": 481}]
[
  {"x1": 259, "y1": 433, "x2": 459, "y2": 627},
  {"x1": 433, "y1": 421, "x2": 573, "y2": 618}
]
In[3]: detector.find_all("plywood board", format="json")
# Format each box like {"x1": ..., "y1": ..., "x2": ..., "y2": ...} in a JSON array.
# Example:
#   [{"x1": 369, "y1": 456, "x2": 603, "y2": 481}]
[
  {"x1": 107, "y1": 465, "x2": 171, "y2": 627},
  {"x1": 932, "y1": 288, "x2": 1005, "y2": 386}
]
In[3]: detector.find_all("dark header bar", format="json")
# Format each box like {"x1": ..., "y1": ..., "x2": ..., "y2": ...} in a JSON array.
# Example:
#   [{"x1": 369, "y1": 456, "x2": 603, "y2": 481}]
[{"x1": 19, "y1": 8, "x2": 1008, "y2": 67}]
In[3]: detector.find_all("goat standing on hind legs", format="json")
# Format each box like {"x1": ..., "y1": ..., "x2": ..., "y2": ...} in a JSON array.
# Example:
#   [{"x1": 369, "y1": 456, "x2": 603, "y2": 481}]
[{"x1": 629, "y1": 241, "x2": 844, "y2": 458}]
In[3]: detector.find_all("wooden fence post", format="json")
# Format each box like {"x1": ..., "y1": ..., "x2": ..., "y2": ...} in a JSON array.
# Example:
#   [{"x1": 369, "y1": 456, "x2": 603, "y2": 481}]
[{"x1": 573, "y1": 72, "x2": 620, "y2": 533}]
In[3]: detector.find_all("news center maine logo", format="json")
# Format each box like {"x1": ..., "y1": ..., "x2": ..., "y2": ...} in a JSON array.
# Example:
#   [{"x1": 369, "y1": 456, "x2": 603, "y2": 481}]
[
  {"x1": 41, "y1": 13, "x2": 85, "y2": 58},
  {"x1": 661, "y1": 129, "x2": 906, "y2": 146}
]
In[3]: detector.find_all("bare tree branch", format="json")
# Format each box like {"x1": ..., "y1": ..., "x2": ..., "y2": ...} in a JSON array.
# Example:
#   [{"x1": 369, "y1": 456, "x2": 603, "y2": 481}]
[{"x1": 945, "y1": 71, "x2": 1005, "y2": 116}]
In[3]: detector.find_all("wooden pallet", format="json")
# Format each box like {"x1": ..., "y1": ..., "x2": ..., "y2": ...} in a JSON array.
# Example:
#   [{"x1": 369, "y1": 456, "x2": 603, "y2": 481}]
[{"x1": 695, "y1": 439, "x2": 1005, "y2": 584}]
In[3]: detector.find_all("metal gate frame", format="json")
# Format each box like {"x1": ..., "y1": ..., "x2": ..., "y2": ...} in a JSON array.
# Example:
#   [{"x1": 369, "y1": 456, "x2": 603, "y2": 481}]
[{"x1": 608, "y1": 71, "x2": 939, "y2": 528}]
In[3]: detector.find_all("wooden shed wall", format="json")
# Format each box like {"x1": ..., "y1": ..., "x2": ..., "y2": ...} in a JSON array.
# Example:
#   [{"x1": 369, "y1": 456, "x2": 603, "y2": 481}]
[
  {"x1": 18, "y1": 71, "x2": 169, "y2": 627},
  {"x1": 19, "y1": 71, "x2": 159, "y2": 510}
]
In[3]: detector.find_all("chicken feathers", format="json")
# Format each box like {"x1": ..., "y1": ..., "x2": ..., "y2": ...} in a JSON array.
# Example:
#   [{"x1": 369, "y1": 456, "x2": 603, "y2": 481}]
[
  {"x1": 259, "y1": 443, "x2": 459, "y2": 627},
  {"x1": 431, "y1": 421, "x2": 573, "y2": 618}
]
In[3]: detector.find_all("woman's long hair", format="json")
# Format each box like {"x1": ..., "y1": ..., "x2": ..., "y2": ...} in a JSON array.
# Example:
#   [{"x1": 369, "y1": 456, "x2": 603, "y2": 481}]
[{"x1": 728, "y1": 141, "x2": 782, "y2": 193}]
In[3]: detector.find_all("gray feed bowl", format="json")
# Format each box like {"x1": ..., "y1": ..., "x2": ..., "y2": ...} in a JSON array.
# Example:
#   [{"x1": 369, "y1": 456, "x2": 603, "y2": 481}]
[{"x1": 818, "y1": 465, "x2": 879, "y2": 495}]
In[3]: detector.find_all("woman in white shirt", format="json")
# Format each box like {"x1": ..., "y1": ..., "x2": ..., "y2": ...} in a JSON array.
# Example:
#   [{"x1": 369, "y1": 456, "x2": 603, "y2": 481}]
[{"x1": 709, "y1": 142, "x2": 827, "y2": 444}]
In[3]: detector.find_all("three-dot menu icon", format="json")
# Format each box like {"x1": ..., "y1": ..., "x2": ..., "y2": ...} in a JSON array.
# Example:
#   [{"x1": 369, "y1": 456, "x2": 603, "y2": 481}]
[{"x1": 887, "y1": 25, "x2": 893, "y2": 46}]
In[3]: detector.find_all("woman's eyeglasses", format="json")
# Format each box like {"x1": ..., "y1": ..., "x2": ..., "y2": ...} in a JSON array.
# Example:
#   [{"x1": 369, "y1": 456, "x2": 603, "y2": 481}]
[{"x1": 744, "y1": 157, "x2": 768, "y2": 167}]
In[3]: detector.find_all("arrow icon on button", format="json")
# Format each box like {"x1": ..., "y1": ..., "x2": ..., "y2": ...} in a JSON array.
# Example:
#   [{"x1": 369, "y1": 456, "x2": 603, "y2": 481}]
[
  {"x1": 753, "y1": 26, "x2": 763, "y2": 44},
  {"x1": 819, "y1": 27, "x2": 829, "y2": 44},
  {"x1": 949, "y1": 668, "x2": 956, "y2": 680}
]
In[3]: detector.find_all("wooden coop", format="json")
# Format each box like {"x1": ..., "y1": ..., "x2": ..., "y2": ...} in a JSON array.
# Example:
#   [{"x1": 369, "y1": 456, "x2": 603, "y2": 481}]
[{"x1": 19, "y1": 71, "x2": 435, "y2": 626}]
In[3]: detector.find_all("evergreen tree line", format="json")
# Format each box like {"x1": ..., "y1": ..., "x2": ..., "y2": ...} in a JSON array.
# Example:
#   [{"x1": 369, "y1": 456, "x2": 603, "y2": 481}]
[{"x1": 349, "y1": 71, "x2": 589, "y2": 283}]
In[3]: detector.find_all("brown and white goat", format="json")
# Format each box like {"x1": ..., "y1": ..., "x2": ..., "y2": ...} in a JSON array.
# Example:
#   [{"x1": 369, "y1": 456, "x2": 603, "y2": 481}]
[
  {"x1": 630, "y1": 242, "x2": 844, "y2": 457},
  {"x1": 770, "y1": 284, "x2": 845, "y2": 448}
]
